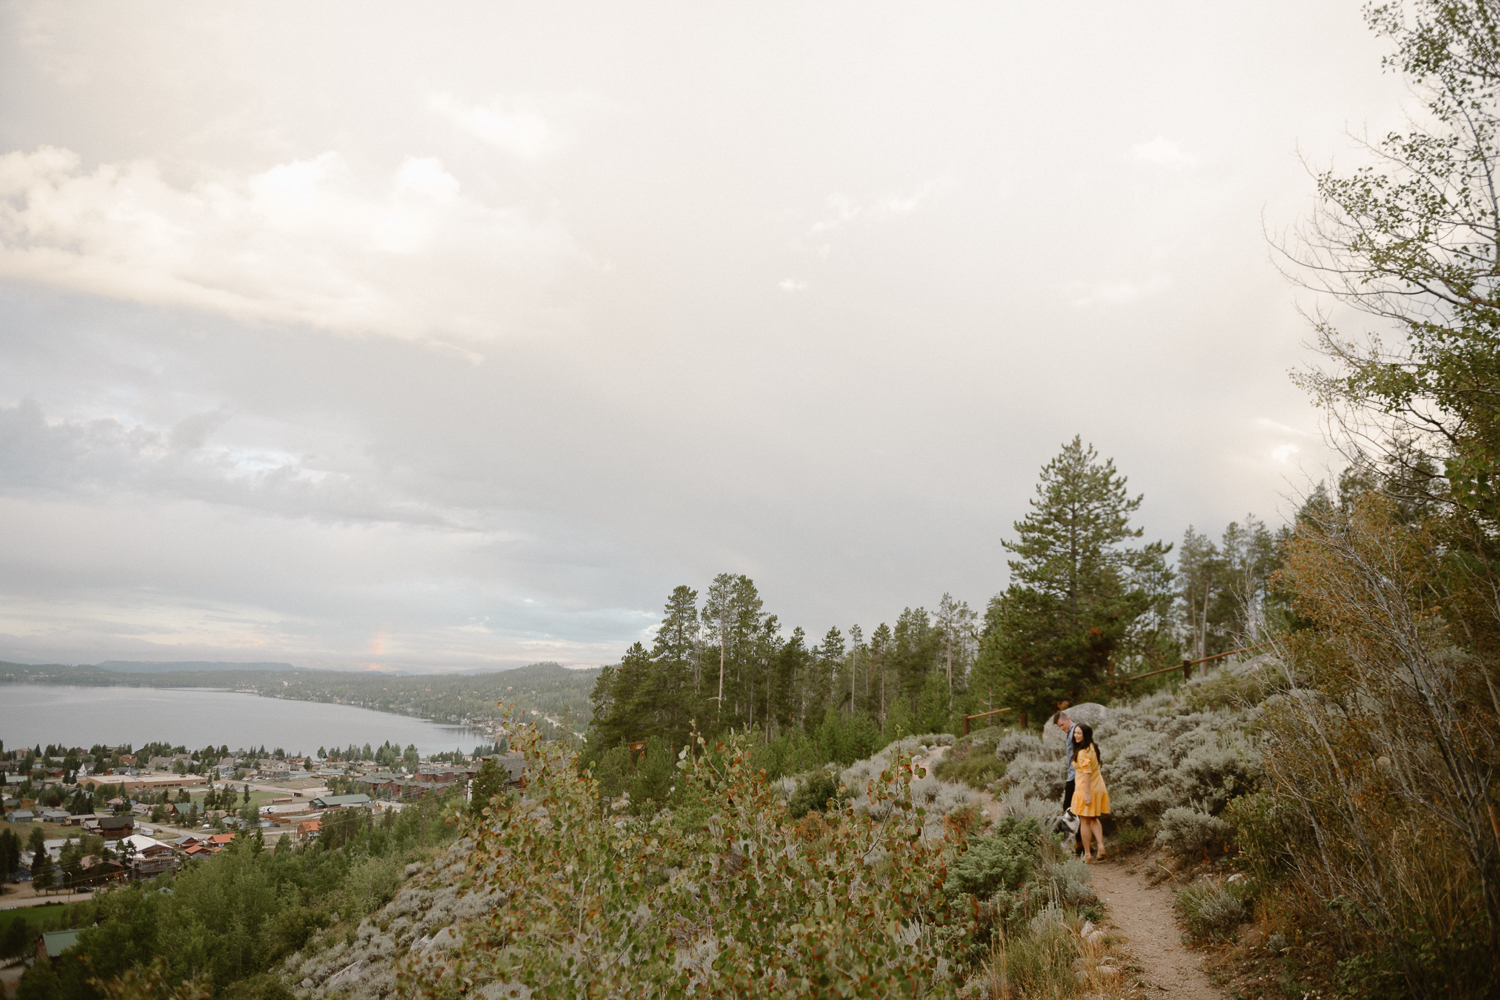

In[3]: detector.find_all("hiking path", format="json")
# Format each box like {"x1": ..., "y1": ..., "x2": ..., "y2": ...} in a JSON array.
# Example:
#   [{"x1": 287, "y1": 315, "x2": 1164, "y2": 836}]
[{"x1": 1089, "y1": 860, "x2": 1224, "y2": 999}]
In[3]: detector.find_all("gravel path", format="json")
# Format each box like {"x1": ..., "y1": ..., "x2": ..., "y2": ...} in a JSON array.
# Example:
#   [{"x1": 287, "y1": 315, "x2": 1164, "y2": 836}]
[{"x1": 1090, "y1": 860, "x2": 1223, "y2": 999}]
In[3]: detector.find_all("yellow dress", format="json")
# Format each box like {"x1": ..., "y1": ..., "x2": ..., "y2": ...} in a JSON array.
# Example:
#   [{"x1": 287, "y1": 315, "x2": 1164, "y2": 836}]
[{"x1": 1070, "y1": 746, "x2": 1110, "y2": 817}]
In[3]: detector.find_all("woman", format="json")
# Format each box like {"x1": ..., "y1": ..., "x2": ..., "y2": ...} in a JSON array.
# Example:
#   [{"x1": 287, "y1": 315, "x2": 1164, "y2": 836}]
[{"x1": 1069, "y1": 723, "x2": 1109, "y2": 861}]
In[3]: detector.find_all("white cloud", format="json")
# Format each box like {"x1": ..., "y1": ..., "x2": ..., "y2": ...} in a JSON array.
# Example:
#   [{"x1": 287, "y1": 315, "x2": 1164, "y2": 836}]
[
  {"x1": 428, "y1": 93, "x2": 557, "y2": 160},
  {"x1": 1131, "y1": 136, "x2": 1198, "y2": 169},
  {"x1": 778, "y1": 278, "x2": 807, "y2": 292},
  {"x1": 807, "y1": 176, "x2": 950, "y2": 237},
  {"x1": 0, "y1": 146, "x2": 582, "y2": 345},
  {"x1": 1068, "y1": 274, "x2": 1172, "y2": 308},
  {"x1": 0, "y1": 398, "x2": 465, "y2": 527}
]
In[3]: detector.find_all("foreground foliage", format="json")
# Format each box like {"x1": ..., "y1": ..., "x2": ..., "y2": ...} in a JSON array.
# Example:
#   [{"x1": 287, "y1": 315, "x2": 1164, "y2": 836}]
[{"x1": 405, "y1": 726, "x2": 978, "y2": 999}]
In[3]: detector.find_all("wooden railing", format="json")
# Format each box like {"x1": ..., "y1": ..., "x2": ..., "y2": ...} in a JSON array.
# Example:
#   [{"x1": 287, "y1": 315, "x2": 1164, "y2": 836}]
[
  {"x1": 1119, "y1": 641, "x2": 1272, "y2": 684},
  {"x1": 961, "y1": 707, "x2": 1012, "y2": 735}
]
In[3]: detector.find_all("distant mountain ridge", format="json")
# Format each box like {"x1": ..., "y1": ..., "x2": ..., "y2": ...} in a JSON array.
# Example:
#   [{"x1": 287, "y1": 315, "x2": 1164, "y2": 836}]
[{"x1": 96, "y1": 660, "x2": 303, "y2": 673}]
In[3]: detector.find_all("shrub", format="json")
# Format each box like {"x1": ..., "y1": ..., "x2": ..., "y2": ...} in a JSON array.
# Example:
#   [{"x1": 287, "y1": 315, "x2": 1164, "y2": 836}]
[
  {"x1": 1181, "y1": 667, "x2": 1267, "y2": 712},
  {"x1": 421, "y1": 726, "x2": 977, "y2": 997},
  {"x1": 1001, "y1": 756, "x2": 1066, "y2": 805},
  {"x1": 933, "y1": 749, "x2": 1006, "y2": 789},
  {"x1": 1224, "y1": 791, "x2": 1301, "y2": 883},
  {"x1": 1038, "y1": 854, "x2": 1094, "y2": 907},
  {"x1": 1112, "y1": 822, "x2": 1153, "y2": 852},
  {"x1": 999, "y1": 915, "x2": 1079, "y2": 995},
  {"x1": 341, "y1": 855, "x2": 404, "y2": 917},
  {"x1": 993, "y1": 730, "x2": 1043, "y2": 763},
  {"x1": 945, "y1": 817, "x2": 1039, "y2": 899},
  {"x1": 1154, "y1": 806, "x2": 1232, "y2": 859},
  {"x1": 787, "y1": 771, "x2": 840, "y2": 819},
  {"x1": 1175, "y1": 881, "x2": 1247, "y2": 942}
]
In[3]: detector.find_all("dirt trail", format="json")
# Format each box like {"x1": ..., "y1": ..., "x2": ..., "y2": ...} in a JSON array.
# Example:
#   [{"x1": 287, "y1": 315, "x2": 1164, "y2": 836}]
[
  {"x1": 919, "y1": 744, "x2": 1221, "y2": 998},
  {"x1": 1090, "y1": 860, "x2": 1223, "y2": 999}
]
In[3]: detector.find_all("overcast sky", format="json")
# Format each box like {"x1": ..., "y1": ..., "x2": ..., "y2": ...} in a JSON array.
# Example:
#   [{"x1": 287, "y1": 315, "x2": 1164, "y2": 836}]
[{"x1": 0, "y1": 2, "x2": 1407, "y2": 672}]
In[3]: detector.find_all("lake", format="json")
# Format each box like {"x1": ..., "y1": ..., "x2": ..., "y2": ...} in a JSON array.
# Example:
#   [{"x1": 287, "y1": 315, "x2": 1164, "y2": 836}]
[{"x1": 0, "y1": 684, "x2": 491, "y2": 757}]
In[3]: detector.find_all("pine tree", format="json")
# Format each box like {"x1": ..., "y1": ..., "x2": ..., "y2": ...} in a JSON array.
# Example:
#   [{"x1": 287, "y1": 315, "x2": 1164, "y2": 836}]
[
  {"x1": 934, "y1": 593, "x2": 978, "y2": 707},
  {"x1": 650, "y1": 585, "x2": 701, "y2": 742},
  {"x1": 977, "y1": 437, "x2": 1164, "y2": 721}
]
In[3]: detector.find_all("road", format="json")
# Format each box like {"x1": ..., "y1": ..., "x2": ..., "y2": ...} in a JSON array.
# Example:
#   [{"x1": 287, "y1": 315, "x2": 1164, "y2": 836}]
[{"x1": 0, "y1": 886, "x2": 96, "y2": 911}]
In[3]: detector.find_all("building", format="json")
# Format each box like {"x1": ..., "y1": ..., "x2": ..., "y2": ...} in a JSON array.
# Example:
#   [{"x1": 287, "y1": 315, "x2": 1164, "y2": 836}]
[
  {"x1": 119, "y1": 834, "x2": 180, "y2": 879},
  {"x1": 311, "y1": 793, "x2": 372, "y2": 810},
  {"x1": 36, "y1": 929, "x2": 82, "y2": 965},
  {"x1": 491, "y1": 753, "x2": 526, "y2": 785},
  {"x1": 75, "y1": 857, "x2": 126, "y2": 887},
  {"x1": 8, "y1": 809, "x2": 34, "y2": 823},
  {"x1": 296, "y1": 819, "x2": 321, "y2": 842},
  {"x1": 90, "y1": 815, "x2": 134, "y2": 840},
  {"x1": 79, "y1": 774, "x2": 207, "y2": 794}
]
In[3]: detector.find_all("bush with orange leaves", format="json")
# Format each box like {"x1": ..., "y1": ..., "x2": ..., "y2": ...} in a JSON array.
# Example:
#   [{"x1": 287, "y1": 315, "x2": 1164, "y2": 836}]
[{"x1": 1245, "y1": 492, "x2": 1500, "y2": 998}]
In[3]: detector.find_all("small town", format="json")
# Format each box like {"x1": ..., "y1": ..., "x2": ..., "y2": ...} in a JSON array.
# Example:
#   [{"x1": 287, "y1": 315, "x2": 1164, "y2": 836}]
[{"x1": 0, "y1": 737, "x2": 525, "y2": 985}]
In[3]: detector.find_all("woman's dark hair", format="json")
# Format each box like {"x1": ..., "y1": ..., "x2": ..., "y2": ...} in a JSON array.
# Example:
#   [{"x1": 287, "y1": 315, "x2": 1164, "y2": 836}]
[{"x1": 1070, "y1": 722, "x2": 1095, "y2": 757}]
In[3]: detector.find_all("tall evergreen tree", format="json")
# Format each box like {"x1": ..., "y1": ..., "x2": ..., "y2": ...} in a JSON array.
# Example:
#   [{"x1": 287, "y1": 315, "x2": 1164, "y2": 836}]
[
  {"x1": 702, "y1": 573, "x2": 765, "y2": 725},
  {"x1": 650, "y1": 585, "x2": 701, "y2": 741},
  {"x1": 868, "y1": 623, "x2": 892, "y2": 729},
  {"x1": 934, "y1": 593, "x2": 978, "y2": 706},
  {"x1": 892, "y1": 608, "x2": 937, "y2": 718},
  {"x1": 977, "y1": 436, "x2": 1165, "y2": 720}
]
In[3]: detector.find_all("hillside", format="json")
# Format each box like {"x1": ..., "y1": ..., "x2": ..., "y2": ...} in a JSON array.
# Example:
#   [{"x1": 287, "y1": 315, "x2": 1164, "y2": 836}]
[{"x1": 268, "y1": 659, "x2": 1283, "y2": 999}]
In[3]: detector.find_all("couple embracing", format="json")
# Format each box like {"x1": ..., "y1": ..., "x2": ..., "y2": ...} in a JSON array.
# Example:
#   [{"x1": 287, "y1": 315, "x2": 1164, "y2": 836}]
[{"x1": 1056, "y1": 707, "x2": 1109, "y2": 862}]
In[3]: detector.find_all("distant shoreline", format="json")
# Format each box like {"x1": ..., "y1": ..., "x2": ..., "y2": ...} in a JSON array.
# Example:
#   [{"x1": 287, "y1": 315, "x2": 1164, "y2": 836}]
[{"x1": 0, "y1": 661, "x2": 599, "y2": 743}]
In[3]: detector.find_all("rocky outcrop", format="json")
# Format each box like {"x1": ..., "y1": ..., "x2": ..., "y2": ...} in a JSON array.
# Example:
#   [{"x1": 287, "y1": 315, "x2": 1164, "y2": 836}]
[{"x1": 281, "y1": 838, "x2": 503, "y2": 1000}]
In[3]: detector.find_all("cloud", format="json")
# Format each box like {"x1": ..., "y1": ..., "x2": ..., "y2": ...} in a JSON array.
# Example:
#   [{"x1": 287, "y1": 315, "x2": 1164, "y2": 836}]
[
  {"x1": 1131, "y1": 136, "x2": 1198, "y2": 169},
  {"x1": 0, "y1": 146, "x2": 582, "y2": 345},
  {"x1": 1068, "y1": 274, "x2": 1172, "y2": 308},
  {"x1": 778, "y1": 278, "x2": 807, "y2": 292},
  {"x1": 0, "y1": 397, "x2": 470, "y2": 527},
  {"x1": 428, "y1": 93, "x2": 558, "y2": 160},
  {"x1": 807, "y1": 176, "x2": 950, "y2": 238}
]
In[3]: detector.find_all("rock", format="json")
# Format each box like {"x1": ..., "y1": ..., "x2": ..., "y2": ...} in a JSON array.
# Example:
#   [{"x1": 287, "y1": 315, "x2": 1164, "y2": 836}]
[
  {"x1": 1240, "y1": 926, "x2": 1265, "y2": 950},
  {"x1": 1229, "y1": 652, "x2": 1278, "y2": 676},
  {"x1": 425, "y1": 926, "x2": 459, "y2": 953},
  {"x1": 326, "y1": 960, "x2": 365, "y2": 993},
  {"x1": 1080, "y1": 919, "x2": 1096, "y2": 938}
]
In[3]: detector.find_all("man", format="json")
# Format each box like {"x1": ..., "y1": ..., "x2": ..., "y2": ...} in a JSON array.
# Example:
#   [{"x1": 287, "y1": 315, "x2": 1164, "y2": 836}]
[{"x1": 1054, "y1": 707, "x2": 1076, "y2": 812}]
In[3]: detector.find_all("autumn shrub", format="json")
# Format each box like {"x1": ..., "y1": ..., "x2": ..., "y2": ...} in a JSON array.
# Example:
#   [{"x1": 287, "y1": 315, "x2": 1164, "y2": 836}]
[
  {"x1": 411, "y1": 725, "x2": 979, "y2": 998},
  {"x1": 1256, "y1": 495, "x2": 1500, "y2": 997}
]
